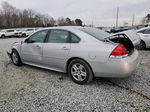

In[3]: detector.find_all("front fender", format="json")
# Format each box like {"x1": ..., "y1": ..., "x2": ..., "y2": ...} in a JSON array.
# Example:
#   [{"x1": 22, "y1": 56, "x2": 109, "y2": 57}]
[{"x1": 11, "y1": 42, "x2": 22, "y2": 55}]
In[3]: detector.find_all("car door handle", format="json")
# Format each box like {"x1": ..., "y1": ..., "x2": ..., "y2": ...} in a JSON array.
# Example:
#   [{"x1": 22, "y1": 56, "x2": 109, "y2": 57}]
[
  {"x1": 62, "y1": 46, "x2": 69, "y2": 50},
  {"x1": 36, "y1": 45, "x2": 41, "y2": 49}
]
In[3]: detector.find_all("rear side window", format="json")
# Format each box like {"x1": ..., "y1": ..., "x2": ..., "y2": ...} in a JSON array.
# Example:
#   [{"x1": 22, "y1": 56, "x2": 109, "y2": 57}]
[
  {"x1": 144, "y1": 29, "x2": 150, "y2": 34},
  {"x1": 27, "y1": 29, "x2": 34, "y2": 31},
  {"x1": 138, "y1": 30, "x2": 145, "y2": 33},
  {"x1": 70, "y1": 33, "x2": 80, "y2": 43},
  {"x1": 48, "y1": 30, "x2": 69, "y2": 43}
]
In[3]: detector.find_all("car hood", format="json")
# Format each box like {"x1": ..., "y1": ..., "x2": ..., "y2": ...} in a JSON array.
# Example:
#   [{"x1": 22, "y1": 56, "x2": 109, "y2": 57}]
[
  {"x1": 0, "y1": 32, "x2": 5, "y2": 35},
  {"x1": 12, "y1": 41, "x2": 21, "y2": 47}
]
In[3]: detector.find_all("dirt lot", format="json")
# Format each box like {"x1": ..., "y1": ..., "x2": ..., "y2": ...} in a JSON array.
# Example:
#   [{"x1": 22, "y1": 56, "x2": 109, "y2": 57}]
[{"x1": 0, "y1": 38, "x2": 150, "y2": 112}]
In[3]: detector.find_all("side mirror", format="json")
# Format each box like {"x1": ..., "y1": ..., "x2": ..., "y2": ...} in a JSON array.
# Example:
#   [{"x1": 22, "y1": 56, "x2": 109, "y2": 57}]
[{"x1": 24, "y1": 39, "x2": 28, "y2": 43}]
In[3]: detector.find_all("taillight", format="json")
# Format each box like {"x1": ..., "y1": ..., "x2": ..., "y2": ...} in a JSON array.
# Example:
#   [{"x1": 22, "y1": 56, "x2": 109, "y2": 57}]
[{"x1": 110, "y1": 44, "x2": 128, "y2": 57}]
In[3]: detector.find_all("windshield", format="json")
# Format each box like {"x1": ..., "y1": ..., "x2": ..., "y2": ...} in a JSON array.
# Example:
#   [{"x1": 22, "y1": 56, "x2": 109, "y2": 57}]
[
  {"x1": 79, "y1": 27, "x2": 110, "y2": 40},
  {"x1": 0, "y1": 30, "x2": 6, "y2": 33}
]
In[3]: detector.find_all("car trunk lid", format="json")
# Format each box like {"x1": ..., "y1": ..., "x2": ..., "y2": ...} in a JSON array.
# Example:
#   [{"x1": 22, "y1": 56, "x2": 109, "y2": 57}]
[
  {"x1": 103, "y1": 34, "x2": 134, "y2": 54},
  {"x1": 112, "y1": 30, "x2": 141, "y2": 47}
]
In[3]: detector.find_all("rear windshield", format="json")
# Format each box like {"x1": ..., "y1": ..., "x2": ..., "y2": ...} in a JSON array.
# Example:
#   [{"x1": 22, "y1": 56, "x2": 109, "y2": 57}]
[{"x1": 79, "y1": 27, "x2": 110, "y2": 40}]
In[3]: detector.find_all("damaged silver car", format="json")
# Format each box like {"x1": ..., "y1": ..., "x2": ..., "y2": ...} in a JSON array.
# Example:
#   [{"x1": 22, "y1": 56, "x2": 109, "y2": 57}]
[{"x1": 8, "y1": 26, "x2": 140, "y2": 84}]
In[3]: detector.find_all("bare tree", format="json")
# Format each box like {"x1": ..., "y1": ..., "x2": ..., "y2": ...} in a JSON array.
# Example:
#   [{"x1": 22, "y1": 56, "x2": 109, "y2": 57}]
[
  {"x1": 0, "y1": 1, "x2": 84, "y2": 29},
  {"x1": 141, "y1": 14, "x2": 150, "y2": 25},
  {"x1": 57, "y1": 17, "x2": 66, "y2": 26}
]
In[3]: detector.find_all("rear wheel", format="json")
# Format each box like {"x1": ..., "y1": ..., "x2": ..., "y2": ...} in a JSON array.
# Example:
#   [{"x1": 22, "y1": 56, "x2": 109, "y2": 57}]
[
  {"x1": 68, "y1": 59, "x2": 93, "y2": 84},
  {"x1": 11, "y1": 49, "x2": 22, "y2": 66}
]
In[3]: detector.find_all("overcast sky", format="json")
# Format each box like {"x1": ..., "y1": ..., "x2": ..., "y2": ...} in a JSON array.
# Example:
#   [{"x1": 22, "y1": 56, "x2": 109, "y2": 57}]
[{"x1": 0, "y1": 0, "x2": 149, "y2": 27}]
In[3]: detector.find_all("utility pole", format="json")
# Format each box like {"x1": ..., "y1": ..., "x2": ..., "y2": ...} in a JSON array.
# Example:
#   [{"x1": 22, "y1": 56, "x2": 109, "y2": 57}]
[
  {"x1": 116, "y1": 7, "x2": 119, "y2": 27},
  {"x1": 132, "y1": 15, "x2": 135, "y2": 26}
]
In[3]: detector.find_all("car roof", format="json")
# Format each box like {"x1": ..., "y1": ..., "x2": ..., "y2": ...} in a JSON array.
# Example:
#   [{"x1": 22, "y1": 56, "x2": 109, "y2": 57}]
[
  {"x1": 39, "y1": 26, "x2": 102, "y2": 32},
  {"x1": 137, "y1": 26, "x2": 150, "y2": 31},
  {"x1": 40, "y1": 26, "x2": 83, "y2": 30}
]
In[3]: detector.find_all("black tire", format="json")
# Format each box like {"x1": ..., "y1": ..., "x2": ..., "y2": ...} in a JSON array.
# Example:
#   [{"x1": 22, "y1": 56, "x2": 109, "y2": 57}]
[
  {"x1": 68, "y1": 59, "x2": 93, "y2": 84},
  {"x1": 11, "y1": 49, "x2": 23, "y2": 66},
  {"x1": 138, "y1": 40, "x2": 146, "y2": 50},
  {"x1": 1, "y1": 35, "x2": 5, "y2": 38},
  {"x1": 22, "y1": 34, "x2": 26, "y2": 37}
]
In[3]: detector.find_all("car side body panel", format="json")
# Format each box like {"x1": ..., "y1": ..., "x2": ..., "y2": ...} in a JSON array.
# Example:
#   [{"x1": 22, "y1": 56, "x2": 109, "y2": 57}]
[{"x1": 9, "y1": 26, "x2": 139, "y2": 78}]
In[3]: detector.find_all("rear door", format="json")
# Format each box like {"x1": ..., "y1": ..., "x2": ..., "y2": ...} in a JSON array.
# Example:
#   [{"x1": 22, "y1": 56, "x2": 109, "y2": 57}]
[
  {"x1": 42, "y1": 29, "x2": 70, "y2": 71},
  {"x1": 21, "y1": 30, "x2": 48, "y2": 65}
]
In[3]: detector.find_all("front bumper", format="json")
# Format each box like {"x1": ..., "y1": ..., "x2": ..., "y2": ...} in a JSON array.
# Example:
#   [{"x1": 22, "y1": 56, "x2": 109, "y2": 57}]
[{"x1": 92, "y1": 50, "x2": 140, "y2": 78}]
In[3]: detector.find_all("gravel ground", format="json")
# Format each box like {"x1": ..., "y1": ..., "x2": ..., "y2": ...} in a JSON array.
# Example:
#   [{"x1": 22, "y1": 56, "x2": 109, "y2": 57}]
[{"x1": 0, "y1": 38, "x2": 150, "y2": 112}]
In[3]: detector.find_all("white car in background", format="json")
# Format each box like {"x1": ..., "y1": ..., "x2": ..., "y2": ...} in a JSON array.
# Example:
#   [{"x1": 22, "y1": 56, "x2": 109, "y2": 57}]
[
  {"x1": 0, "y1": 29, "x2": 16, "y2": 38},
  {"x1": 14, "y1": 29, "x2": 24, "y2": 37},
  {"x1": 137, "y1": 26, "x2": 150, "y2": 49},
  {"x1": 21, "y1": 28, "x2": 37, "y2": 37}
]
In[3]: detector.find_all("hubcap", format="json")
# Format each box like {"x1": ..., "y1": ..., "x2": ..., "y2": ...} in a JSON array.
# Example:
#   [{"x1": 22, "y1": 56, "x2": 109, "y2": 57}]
[
  {"x1": 12, "y1": 52, "x2": 18, "y2": 64},
  {"x1": 71, "y1": 63, "x2": 87, "y2": 81}
]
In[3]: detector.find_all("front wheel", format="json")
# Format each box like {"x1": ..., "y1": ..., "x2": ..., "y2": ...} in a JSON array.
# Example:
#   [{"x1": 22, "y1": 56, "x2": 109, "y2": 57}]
[
  {"x1": 1, "y1": 35, "x2": 5, "y2": 38},
  {"x1": 11, "y1": 50, "x2": 22, "y2": 66},
  {"x1": 68, "y1": 59, "x2": 93, "y2": 84},
  {"x1": 22, "y1": 34, "x2": 26, "y2": 37}
]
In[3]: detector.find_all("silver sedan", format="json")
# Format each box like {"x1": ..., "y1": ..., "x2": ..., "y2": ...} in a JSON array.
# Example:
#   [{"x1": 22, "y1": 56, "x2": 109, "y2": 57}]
[{"x1": 8, "y1": 26, "x2": 140, "y2": 84}]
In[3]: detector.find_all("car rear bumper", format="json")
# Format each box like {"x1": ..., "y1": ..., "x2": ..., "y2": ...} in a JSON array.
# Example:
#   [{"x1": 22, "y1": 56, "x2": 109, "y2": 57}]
[
  {"x1": 14, "y1": 34, "x2": 22, "y2": 37},
  {"x1": 92, "y1": 49, "x2": 140, "y2": 78}
]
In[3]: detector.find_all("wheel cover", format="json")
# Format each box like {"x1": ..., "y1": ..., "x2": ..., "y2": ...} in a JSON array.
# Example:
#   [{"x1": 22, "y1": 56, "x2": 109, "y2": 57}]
[
  {"x1": 12, "y1": 52, "x2": 18, "y2": 64},
  {"x1": 71, "y1": 63, "x2": 87, "y2": 81}
]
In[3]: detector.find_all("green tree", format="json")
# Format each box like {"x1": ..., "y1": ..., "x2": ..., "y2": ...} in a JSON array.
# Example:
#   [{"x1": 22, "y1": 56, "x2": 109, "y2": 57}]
[
  {"x1": 65, "y1": 17, "x2": 72, "y2": 25},
  {"x1": 75, "y1": 19, "x2": 83, "y2": 26}
]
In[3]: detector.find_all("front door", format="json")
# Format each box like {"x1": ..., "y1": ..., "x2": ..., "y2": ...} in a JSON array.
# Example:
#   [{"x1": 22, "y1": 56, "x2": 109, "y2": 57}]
[{"x1": 21, "y1": 30, "x2": 48, "y2": 65}]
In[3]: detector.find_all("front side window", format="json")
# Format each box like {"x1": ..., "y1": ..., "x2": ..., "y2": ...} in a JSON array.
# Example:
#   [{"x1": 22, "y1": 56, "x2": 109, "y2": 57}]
[
  {"x1": 28, "y1": 30, "x2": 48, "y2": 43},
  {"x1": 0, "y1": 30, "x2": 6, "y2": 33},
  {"x1": 48, "y1": 30, "x2": 69, "y2": 43}
]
